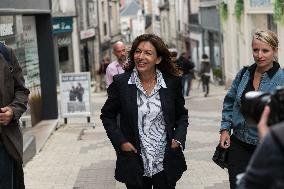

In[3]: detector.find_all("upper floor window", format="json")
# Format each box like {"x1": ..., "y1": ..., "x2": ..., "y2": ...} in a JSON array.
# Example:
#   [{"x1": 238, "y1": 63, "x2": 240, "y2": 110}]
[
  {"x1": 101, "y1": 1, "x2": 105, "y2": 19},
  {"x1": 87, "y1": 1, "x2": 96, "y2": 27},
  {"x1": 103, "y1": 22, "x2": 107, "y2": 36}
]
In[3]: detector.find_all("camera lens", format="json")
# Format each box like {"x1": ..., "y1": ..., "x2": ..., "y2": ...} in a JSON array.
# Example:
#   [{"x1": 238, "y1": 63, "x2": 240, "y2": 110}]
[
  {"x1": 241, "y1": 91, "x2": 271, "y2": 125},
  {"x1": 241, "y1": 86, "x2": 284, "y2": 127}
]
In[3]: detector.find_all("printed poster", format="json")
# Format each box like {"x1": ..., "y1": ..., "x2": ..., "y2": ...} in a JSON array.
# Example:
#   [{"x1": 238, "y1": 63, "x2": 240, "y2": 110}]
[{"x1": 60, "y1": 72, "x2": 92, "y2": 117}]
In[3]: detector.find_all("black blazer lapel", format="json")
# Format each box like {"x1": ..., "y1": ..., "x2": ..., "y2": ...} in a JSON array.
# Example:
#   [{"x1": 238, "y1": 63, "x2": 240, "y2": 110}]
[
  {"x1": 128, "y1": 84, "x2": 140, "y2": 149},
  {"x1": 159, "y1": 86, "x2": 171, "y2": 135}
]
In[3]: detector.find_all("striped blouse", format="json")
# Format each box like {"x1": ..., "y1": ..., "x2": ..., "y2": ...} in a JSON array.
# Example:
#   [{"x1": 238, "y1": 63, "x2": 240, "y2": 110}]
[{"x1": 128, "y1": 68, "x2": 167, "y2": 177}]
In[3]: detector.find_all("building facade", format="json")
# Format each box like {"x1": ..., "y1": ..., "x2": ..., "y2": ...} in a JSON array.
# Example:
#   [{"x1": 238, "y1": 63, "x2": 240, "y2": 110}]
[
  {"x1": 109, "y1": 0, "x2": 122, "y2": 45},
  {"x1": 75, "y1": 0, "x2": 97, "y2": 78},
  {"x1": 52, "y1": 0, "x2": 80, "y2": 82},
  {"x1": 199, "y1": 0, "x2": 222, "y2": 68},
  {"x1": 159, "y1": 0, "x2": 190, "y2": 55},
  {"x1": 143, "y1": 0, "x2": 161, "y2": 36},
  {"x1": 222, "y1": 0, "x2": 280, "y2": 86},
  {"x1": 120, "y1": 0, "x2": 145, "y2": 43},
  {"x1": 188, "y1": 0, "x2": 203, "y2": 70},
  {"x1": 0, "y1": 0, "x2": 58, "y2": 120}
]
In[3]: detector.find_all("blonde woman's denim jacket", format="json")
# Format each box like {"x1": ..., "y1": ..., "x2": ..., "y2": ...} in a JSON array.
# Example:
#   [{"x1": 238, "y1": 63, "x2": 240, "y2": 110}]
[{"x1": 220, "y1": 64, "x2": 284, "y2": 145}]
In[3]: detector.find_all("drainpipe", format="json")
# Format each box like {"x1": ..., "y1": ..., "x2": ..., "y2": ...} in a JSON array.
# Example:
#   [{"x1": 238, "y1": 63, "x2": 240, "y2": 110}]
[
  {"x1": 107, "y1": 0, "x2": 112, "y2": 58},
  {"x1": 96, "y1": 0, "x2": 102, "y2": 65}
]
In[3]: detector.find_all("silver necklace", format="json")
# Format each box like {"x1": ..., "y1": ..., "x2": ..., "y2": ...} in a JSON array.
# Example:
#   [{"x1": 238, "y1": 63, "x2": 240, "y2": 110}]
[{"x1": 143, "y1": 77, "x2": 156, "y2": 93}]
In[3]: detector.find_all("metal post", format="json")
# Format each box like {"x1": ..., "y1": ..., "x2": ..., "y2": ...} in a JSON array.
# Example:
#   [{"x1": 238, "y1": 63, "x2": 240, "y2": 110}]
[{"x1": 188, "y1": 0, "x2": 191, "y2": 55}]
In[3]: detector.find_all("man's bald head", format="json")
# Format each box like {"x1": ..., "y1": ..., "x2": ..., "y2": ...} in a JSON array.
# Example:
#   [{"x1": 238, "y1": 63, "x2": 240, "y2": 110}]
[
  {"x1": 112, "y1": 41, "x2": 127, "y2": 63},
  {"x1": 112, "y1": 41, "x2": 124, "y2": 51}
]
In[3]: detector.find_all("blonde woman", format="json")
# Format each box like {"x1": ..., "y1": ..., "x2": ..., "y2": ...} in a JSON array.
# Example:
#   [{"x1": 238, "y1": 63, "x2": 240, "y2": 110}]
[{"x1": 219, "y1": 29, "x2": 284, "y2": 189}]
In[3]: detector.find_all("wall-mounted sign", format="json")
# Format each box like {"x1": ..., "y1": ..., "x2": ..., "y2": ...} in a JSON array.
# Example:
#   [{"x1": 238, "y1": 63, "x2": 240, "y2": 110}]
[
  {"x1": 57, "y1": 36, "x2": 71, "y2": 46},
  {"x1": 52, "y1": 17, "x2": 73, "y2": 34},
  {"x1": 249, "y1": 0, "x2": 271, "y2": 8},
  {"x1": 80, "y1": 28, "x2": 95, "y2": 40},
  {"x1": 0, "y1": 23, "x2": 14, "y2": 37},
  {"x1": 247, "y1": 0, "x2": 272, "y2": 13}
]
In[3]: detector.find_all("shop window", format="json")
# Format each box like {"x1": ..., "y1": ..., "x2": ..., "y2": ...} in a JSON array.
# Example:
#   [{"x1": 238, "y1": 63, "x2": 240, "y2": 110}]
[
  {"x1": 59, "y1": 46, "x2": 69, "y2": 62},
  {"x1": 103, "y1": 22, "x2": 107, "y2": 36},
  {"x1": 267, "y1": 14, "x2": 277, "y2": 33}
]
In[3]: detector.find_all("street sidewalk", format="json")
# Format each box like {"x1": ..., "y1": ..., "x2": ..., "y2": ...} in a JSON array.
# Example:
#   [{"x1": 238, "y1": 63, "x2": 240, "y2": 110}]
[
  {"x1": 178, "y1": 80, "x2": 230, "y2": 189},
  {"x1": 24, "y1": 79, "x2": 230, "y2": 189}
]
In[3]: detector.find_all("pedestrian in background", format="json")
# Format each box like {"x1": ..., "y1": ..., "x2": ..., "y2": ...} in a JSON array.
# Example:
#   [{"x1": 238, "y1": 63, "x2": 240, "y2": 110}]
[
  {"x1": 0, "y1": 43, "x2": 30, "y2": 189},
  {"x1": 101, "y1": 34, "x2": 188, "y2": 189},
  {"x1": 97, "y1": 57, "x2": 110, "y2": 90},
  {"x1": 237, "y1": 106, "x2": 284, "y2": 189},
  {"x1": 105, "y1": 41, "x2": 127, "y2": 88},
  {"x1": 169, "y1": 49, "x2": 182, "y2": 76},
  {"x1": 177, "y1": 52, "x2": 195, "y2": 96},
  {"x1": 169, "y1": 49, "x2": 178, "y2": 65},
  {"x1": 219, "y1": 29, "x2": 284, "y2": 189},
  {"x1": 200, "y1": 54, "x2": 211, "y2": 97}
]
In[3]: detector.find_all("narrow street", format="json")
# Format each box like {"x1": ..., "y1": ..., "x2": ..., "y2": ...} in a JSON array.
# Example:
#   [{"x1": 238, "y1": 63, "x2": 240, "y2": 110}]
[
  {"x1": 24, "y1": 80, "x2": 230, "y2": 189},
  {"x1": 1, "y1": 1, "x2": 281, "y2": 189}
]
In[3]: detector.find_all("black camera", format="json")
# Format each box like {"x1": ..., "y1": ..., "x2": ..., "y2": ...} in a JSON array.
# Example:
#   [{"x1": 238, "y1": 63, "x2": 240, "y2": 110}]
[{"x1": 241, "y1": 86, "x2": 284, "y2": 126}]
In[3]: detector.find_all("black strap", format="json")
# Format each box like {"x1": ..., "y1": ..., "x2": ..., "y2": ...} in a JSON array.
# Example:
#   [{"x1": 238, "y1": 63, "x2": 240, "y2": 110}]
[
  {"x1": 235, "y1": 66, "x2": 248, "y2": 88},
  {"x1": 240, "y1": 66, "x2": 248, "y2": 79},
  {"x1": 0, "y1": 42, "x2": 11, "y2": 65}
]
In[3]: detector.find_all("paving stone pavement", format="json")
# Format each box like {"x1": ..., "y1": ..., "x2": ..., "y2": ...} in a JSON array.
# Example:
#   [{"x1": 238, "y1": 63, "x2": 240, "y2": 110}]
[{"x1": 24, "y1": 81, "x2": 230, "y2": 189}]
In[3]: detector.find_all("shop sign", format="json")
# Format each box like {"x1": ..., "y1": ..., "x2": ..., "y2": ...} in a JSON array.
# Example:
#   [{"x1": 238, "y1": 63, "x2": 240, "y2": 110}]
[
  {"x1": 80, "y1": 28, "x2": 95, "y2": 40},
  {"x1": 58, "y1": 36, "x2": 71, "y2": 46},
  {"x1": 249, "y1": 0, "x2": 271, "y2": 7},
  {"x1": 247, "y1": 0, "x2": 272, "y2": 13},
  {"x1": 52, "y1": 17, "x2": 73, "y2": 34},
  {"x1": 0, "y1": 23, "x2": 14, "y2": 37}
]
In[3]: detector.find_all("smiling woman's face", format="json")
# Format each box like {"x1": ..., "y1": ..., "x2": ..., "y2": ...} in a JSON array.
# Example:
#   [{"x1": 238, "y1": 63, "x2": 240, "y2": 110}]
[
  {"x1": 134, "y1": 41, "x2": 161, "y2": 75},
  {"x1": 252, "y1": 38, "x2": 277, "y2": 71}
]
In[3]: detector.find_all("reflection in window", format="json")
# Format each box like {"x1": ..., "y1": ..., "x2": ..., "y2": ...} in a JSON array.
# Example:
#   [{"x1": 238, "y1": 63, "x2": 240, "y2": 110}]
[
  {"x1": 59, "y1": 46, "x2": 69, "y2": 62},
  {"x1": 267, "y1": 14, "x2": 277, "y2": 34}
]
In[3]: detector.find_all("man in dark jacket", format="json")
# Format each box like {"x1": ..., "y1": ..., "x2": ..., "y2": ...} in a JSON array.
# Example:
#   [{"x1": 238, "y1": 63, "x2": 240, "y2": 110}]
[
  {"x1": 177, "y1": 53, "x2": 195, "y2": 96},
  {"x1": 0, "y1": 43, "x2": 30, "y2": 189}
]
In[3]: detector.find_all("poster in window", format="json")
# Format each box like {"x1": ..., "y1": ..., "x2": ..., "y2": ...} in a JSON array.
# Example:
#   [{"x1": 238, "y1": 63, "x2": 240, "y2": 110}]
[{"x1": 22, "y1": 16, "x2": 41, "y2": 88}]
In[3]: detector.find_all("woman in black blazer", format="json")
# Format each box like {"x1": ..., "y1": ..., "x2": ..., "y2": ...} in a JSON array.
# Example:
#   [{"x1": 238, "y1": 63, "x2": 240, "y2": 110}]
[{"x1": 101, "y1": 34, "x2": 188, "y2": 189}]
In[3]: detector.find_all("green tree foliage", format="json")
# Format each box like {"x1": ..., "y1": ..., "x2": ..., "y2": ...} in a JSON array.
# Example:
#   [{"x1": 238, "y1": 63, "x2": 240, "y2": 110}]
[
  {"x1": 234, "y1": 0, "x2": 244, "y2": 23},
  {"x1": 273, "y1": 0, "x2": 284, "y2": 24},
  {"x1": 220, "y1": 2, "x2": 228, "y2": 22}
]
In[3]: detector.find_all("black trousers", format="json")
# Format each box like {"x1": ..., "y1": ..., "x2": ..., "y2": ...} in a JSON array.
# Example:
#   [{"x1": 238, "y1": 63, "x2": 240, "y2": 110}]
[
  {"x1": 227, "y1": 135, "x2": 256, "y2": 189},
  {"x1": 0, "y1": 143, "x2": 24, "y2": 189},
  {"x1": 126, "y1": 171, "x2": 175, "y2": 189},
  {"x1": 201, "y1": 75, "x2": 210, "y2": 95}
]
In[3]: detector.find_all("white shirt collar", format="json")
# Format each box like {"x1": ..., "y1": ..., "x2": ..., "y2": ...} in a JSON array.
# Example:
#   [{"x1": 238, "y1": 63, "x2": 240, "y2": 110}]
[{"x1": 128, "y1": 68, "x2": 167, "y2": 89}]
